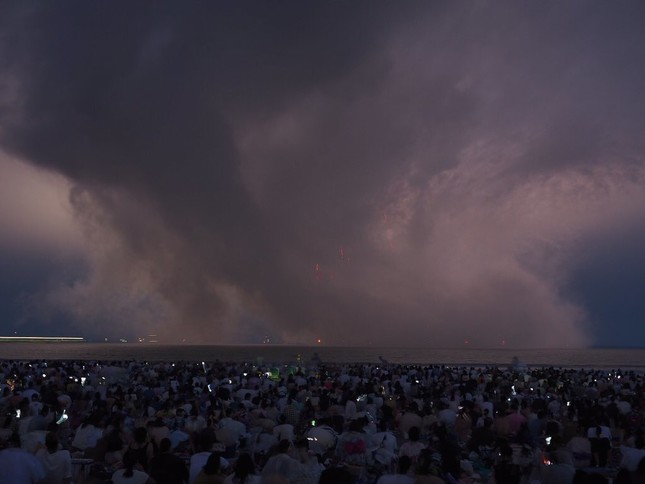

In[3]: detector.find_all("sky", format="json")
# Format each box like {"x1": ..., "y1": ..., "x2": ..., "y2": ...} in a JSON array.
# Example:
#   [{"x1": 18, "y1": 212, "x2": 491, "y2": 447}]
[{"x1": 1, "y1": 2, "x2": 645, "y2": 347}]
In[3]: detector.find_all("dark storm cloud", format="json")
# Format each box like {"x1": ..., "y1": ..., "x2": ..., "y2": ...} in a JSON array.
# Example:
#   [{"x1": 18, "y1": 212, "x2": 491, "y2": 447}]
[
  {"x1": 0, "y1": 1, "x2": 428, "y2": 342},
  {"x1": 566, "y1": 218, "x2": 645, "y2": 347},
  {"x1": 1, "y1": 1, "x2": 645, "y2": 345}
]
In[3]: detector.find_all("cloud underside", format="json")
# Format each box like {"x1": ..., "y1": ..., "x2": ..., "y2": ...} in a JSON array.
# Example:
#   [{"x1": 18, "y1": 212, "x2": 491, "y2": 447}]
[{"x1": 1, "y1": 2, "x2": 645, "y2": 346}]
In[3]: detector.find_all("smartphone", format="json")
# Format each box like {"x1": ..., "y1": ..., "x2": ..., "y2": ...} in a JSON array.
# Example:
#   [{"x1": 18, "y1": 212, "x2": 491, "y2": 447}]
[
  {"x1": 56, "y1": 410, "x2": 68, "y2": 425},
  {"x1": 311, "y1": 420, "x2": 316, "y2": 426}
]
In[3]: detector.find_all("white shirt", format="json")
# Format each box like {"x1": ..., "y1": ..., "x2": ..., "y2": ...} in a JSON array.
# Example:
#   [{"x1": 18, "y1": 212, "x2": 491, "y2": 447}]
[
  {"x1": 0, "y1": 447, "x2": 46, "y2": 483},
  {"x1": 587, "y1": 425, "x2": 611, "y2": 440},
  {"x1": 112, "y1": 468, "x2": 150, "y2": 484},
  {"x1": 72, "y1": 424, "x2": 103, "y2": 450},
  {"x1": 219, "y1": 417, "x2": 246, "y2": 441},
  {"x1": 372, "y1": 431, "x2": 397, "y2": 454},
  {"x1": 261, "y1": 453, "x2": 302, "y2": 481},
  {"x1": 273, "y1": 423, "x2": 295, "y2": 442},
  {"x1": 36, "y1": 448, "x2": 72, "y2": 483}
]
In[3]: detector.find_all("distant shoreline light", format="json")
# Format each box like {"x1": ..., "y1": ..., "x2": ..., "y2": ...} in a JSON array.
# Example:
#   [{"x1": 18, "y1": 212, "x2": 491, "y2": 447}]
[{"x1": 0, "y1": 336, "x2": 84, "y2": 342}]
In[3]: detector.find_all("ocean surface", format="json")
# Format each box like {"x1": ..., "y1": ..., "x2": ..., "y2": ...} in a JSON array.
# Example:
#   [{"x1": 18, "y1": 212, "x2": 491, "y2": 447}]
[{"x1": 1, "y1": 343, "x2": 645, "y2": 371}]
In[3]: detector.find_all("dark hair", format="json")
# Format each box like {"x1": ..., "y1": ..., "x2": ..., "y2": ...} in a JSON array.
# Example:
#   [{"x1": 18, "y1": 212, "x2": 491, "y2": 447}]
[
  {"x1": 638, "y1": 456, "x2": 645, "y2": 473},
  {"x1": 295, "y1": 438, "x2": 309, "y2": 450},
  {"x1": 45, "y1": 431, "x2": 59, "y2": 453},
  {"x1": 416, "y1": 449, "x2": 438, "y2": 476},
  {"x1": 133, "y1": 426, "x2": 148, "y2": 444},
  {"x1": 613, "y1": 468, "x2": 632, "y2": 484},
  {"x1": 195, "y1": 428, "x2": 215, "y2": 452},
  {"x1": 278, "y1": 439, "x2": 290, "y2": 453},
  {"x1": 348, "y1": 419, "x2": 363, "y2": 432},
  {"x1": 7, "y1": 431, "x2": 20, "y2": 447},
  {"x1": 104, "y1": 428, "x2": 124, "y2": 453},
  {"x1": 233, "y1": 453, "x2": 255, "y2": 483},
  {"x1": 159, "y1": 437, "x2": 172, "y2": 453},
  {"x1": 319, "y1": 467, "x2": 355, "y2": 484},
  {"x1": 122, "y1": 450, "x2": 137, "y2": 478},
  {"x1": 203, "y1": 452, "x2": 222, "y2": 475},
  {"x1": 398, "y1": 455, "x2": 412, "y2": 474}
]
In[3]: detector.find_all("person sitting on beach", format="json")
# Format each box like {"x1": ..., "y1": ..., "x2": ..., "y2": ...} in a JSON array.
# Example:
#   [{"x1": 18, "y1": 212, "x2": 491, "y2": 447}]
[
  {"x1": 619, "y1": 433, "x2": 645, "y2": 473},
  {"x1": 336, "y1": 418, "x2": 371, "y2": 470},
  {"x1": 29, "y1": 392, "x2": 44, "y2": 419},
  {"x1": 540, "y1": 442, "x2": 576, "y2": 484},
  {"x1": 492, "y1": 407, "x2": 511, "y2": 438},
  {"x1": 399, "y1": 426, "x2": 426, "y2": 465},
  {"x1": 194, "y1": 452, "x2": 226, "y2": 484},
  {"x1": 261, "y1": 439, "x2": 303, "y2": 483},
  {"x1": 17, "y1": 397, "x2": 34, "y2": 436},
  {"x1": 468, "y1": 414, "x2": 495, "y2": 455},
  {"x1": 128, "y1": 426, "x2": 156, "y2": 473},
  {"x1": 28, "y1": 404, "x2": 53, "y2": 432},
  {"x1": 488, "y1": 441, "x2": 521, "y2": 484},
  {"x1": 273, "y1": 414, "x2": 295, "y2": 443},
  {"x1": 505, "y1": 399, "x2": 527, "y2": 437},
  {"x1": 436, "y1": 402, "x2": 456, "y2": 429},
  {"x1": 376, "y1": 454, "x2": 414, "y2": 484},
  {"x1": 527, "y1": 409, "x2": 547, "y2": 449},
  {"x1": 248, "y1": 426, "x2": 277, "y2": 468},
  {"x1": 566, "y1": 432, "x2": 593, "y2": 469},
  {"x1": 184, "y1": 408, "x2": 207, "y2": 436},
  {"x1": 294, "y1": 437, "x2": 324, "y2": 484},
  {"x1": 413, "y1": 449, "x2": 445, "y2": 484},
  {"x1": 169, "y1": 407, "x2": 187, "y2": 433},
  {"x1": 148, "y1": 437, "x2": 190, "y2": 484},
  {"x1": 283, "y1": 391, "x2": 302, "y2": 428},
  {"x1": 71, "y1": 413, "x2": 103, "y2": 452},
  {"x1": 189, "y1": 429, "x2": 229, "y2": 484},
  {"x1": 475, "y1": 407, "x2": 491, "y2": 429},
  {"x1": 101, "y1": 421, "x2": 127, "y2": 469},
  {"x1": 112, "y1": 449, "x2": 156, "y2": 484},
  {"x1": 36, "y1": 431, "x2": 72, "y2": 484},
  {"x1": 305, "y1": 418, "x2": 337, "y2": 457},
  {"x1": 218, "y1": 408, "x2": 247, "y2": 447},
  {"x1": 148, "y1": 416, "x2": 170, "y2": 449},
  {"x1": 0, "y1": 432, "x2": 46, "y2": 483},
  {"x1": 587, "y1": 419, "x2": 612, "y2": 467},
  {"x1": 372, "y1": 418, "x2": 398, "y2": 459},
  {"x1": 223, "y1": 452, "x2": 260, "y2": 484},
  {"x1": 454, "y1": 404, "x2": 473, "y2": 443},
  {"x1": 398, "y1": 401, "x2": 422, "y2": 439},
  {"x1": 343, "y1": 392, "x2": 358, "y2": 422}
]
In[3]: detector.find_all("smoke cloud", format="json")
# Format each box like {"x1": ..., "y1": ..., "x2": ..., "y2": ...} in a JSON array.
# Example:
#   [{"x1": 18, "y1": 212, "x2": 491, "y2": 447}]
[{"x1": 1, "y1": 2, "x2": 645, "y2": 346}]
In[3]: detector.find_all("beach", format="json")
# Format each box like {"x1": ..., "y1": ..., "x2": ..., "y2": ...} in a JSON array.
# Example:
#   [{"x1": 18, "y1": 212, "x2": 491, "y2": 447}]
[{"x1": 1, "y1": 343, "x2": 645, "y2": 371}]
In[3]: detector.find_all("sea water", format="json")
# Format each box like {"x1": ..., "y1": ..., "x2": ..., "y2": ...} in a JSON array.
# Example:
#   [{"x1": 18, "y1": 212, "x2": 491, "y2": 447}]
[{"x1": 1, "y1": 343, "x2": 645, "y2": 371}]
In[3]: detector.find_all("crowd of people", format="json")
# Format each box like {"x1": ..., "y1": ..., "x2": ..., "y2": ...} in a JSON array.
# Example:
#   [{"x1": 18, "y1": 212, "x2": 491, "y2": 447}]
[{"x1": 0, "y1": 356, "x2": 644, "y2": 484}]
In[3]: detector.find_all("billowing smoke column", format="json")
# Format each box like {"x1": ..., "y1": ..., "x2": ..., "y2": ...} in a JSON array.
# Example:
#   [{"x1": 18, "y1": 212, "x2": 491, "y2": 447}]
[{"x1": 1, "y1": 2, "x2": 645, "y2": 346}]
